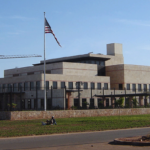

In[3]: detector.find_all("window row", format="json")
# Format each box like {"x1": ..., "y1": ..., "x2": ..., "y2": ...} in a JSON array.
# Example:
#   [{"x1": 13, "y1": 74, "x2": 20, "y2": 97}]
[
  {"x1": 77, "y1": 60, "x2": 105, "y2": 66},
  {"x1": 0, "y1": 81, "x2": 109, "y2": 91},
  {"x1": 126, "y1": 83, "x2": 150, "y2": 91},
  {"x1": 0, "y1": 81, "x2": 41, "y2": 92},
  {"x1": 53, "y1": 82, "x2": 108, "y2": 90}
]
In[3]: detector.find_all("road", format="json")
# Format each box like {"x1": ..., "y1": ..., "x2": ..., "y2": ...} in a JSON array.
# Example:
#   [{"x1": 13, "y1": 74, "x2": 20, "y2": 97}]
[{"x1": 0, "y1": 127, "x2": 150, "y2": 150}]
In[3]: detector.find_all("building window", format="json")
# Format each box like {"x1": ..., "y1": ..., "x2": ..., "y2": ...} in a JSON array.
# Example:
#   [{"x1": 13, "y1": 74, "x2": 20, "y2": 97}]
[
  {"x1": 119, "y1": 84, "x2": 123, "y2": 90},
  {"x1": 106, "y1": 99, "x2": 109, "y2": 107},
  {"x1": 2, "y1": 84, "x2": 5, "y2": 91},
  {"x1": 53, "y1": 81, "x2": 57, "y2": 89},
  {"x1": 24, "y1": 82, "x2": 28, "y2": 91},
  {"x1": 96, "y1": 61, "x2": 100, "y2": 65},
  {"x1": 7, "y1": 84, "x2": 12, "y2": 92},
  {"x1": 82, "y1": 99, "x2": 86, "y2": 109},
  {"x1": 46, "y1": 81, "x2": 49, "y2": 90},
  {"x1": 90, "y1": 99, "x2": 94, "y2": 108},
  {"x1": 138, "y1": 84, "x2": 141, "y2": 91},
  {"x1": 22, "y1": 99, "x2": 25, "y2": 109},
  {"x1": 76, "y1": 82, "x2": 79, "y2": 89},
  {"x1": 97, "y1": 83, "x2": 101, "y2": 89},
  {"x1": 144, "y1": 84, "x2": 147, "y2": 91},
  {"x1": 36, "y1": 81, "x2": 40, "y2": 90},
  {"x1": 126, "y1": 84, "x2": 130, "y2": 90},
  {"x1": 30, "y1": 82, "x2": 34, "y2": 90},
  {"x1": 104, "y1": 83, "x2": 108, "y2": 90},
  {"x1": 98, "y1": 99, "x2": 103, "y2": 108},
  {"x1": 13, "y1": 83, "x2": 17, "y2": 92},
  {"x1": 132, "y1": 84, "x2": 136, "y2": 91},
  {"x1": 13, "y1": 74, "x2": 19, "y2": 77},
  {"x1": 91, "y1": 60, "x2": 95, "y2": 64},
  {"x1": 46, "y1": 70, "x2": 51, "y2": 74},
  {"x1": 61, "y1": 82, "x2": 65, "y2": 88},
  {"x1": 91, "y1": 82, "x2": 95, "y2": 89},
  {"x1": 74, "y1": 99, "x2": 79, "y2": 107},
  {"x1": 28, "y1": 99, "x2": 31, "y2": 109},
  {"x1": 100, "y1": 61, "x2": 105, "y2": 66},
  {"x1": 41, "y1": 99, "x2": 44, "y2": 110},
  {"x1": 68, "y1": 82, "x2": 73, "y2": 89},
  {"x1": 27, "y1": 72, "x2": 34, "y2": 75},
  {"x1": 18, "y1": 83, "x2": 22, "y2": 91},
  {"x1": 84, "y1": 82, "x2": 88, "y2": 89}
]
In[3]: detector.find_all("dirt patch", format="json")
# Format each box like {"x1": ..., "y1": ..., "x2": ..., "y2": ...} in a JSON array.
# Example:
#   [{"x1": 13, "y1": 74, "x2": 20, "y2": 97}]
[{"x1": 114, "y1": 135, "x2": 150, "y2": 146}]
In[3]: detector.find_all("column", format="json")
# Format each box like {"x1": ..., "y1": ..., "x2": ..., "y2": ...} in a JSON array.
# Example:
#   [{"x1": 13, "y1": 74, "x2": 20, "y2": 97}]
[
  {"x1": 139, "y1": 96, "x2": 144, "y2": 106},
  {"x1": 86, "y1": 98, "x2": 90, "y2": 109},
  {"x1": 103, "y1": 97, "x2": 106, "y2": 107},
  {"x1": 94, "y1": 98, "x2": 98, "y2": 109},
  {"x1": 111, "y1": 97, "x2": 115, "y2": 108},
  {"x1": 129, "y1": 96, "x2": 133, "y2": 108}
]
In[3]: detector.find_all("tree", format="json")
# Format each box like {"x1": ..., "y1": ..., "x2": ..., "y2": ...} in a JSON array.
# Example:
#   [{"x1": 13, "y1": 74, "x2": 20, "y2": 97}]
[
  {"x1": 115, "y1": 97, "x2": 124, "y2": 108},
  {"x1": 132, "y1": 97, "x2": 139, "y2": 108}
]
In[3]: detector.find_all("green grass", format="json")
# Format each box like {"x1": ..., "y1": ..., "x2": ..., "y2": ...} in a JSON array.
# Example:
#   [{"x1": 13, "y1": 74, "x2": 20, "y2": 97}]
[{"x1": 0, "y1": 114, "x2": 150, "y2": 137}]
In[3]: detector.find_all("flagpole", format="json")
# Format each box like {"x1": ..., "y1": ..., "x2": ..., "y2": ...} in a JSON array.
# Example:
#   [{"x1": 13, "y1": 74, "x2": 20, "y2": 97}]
[{"x1": 44, "y1": 12, "x2": 46, "y2": 111}]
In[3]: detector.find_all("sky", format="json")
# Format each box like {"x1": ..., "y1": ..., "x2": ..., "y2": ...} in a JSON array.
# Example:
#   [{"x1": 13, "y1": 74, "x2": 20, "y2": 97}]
[{"x1": 0, "y1": 0, "x2": 150, "y2": 77}]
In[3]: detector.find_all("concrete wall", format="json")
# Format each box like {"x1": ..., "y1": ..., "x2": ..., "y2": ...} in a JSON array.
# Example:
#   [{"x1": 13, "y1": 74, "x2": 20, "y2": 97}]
[
  {"x1": 62, "y1": 62, "x2": 98, "y2": 76},
  {"x1": 105, "y1": 64, "x2": 124, "y2": 89},
  {"x1": 4, "y1": 62, "x2": 98, "y2": 78},
  {"x1": 124, "y1": 64, "x2": 150, "y2": 86},
  {"x1": 106, "y1": 64, "x2": 150, "y2": 90},
  {"x1": 1, "y1": 108, "x2": 150, "y2": 120}
]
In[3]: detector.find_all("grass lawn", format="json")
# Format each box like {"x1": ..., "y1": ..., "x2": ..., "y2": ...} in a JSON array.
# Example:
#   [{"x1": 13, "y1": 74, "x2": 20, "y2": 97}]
[{"x1": 0, "y1": 114, "x2": 150, "y2": 137}]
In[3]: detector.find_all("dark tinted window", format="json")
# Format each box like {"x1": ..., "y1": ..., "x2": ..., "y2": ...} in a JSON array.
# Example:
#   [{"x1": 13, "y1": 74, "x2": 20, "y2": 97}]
[
  {"x1": 53, "y1": 81, "x2": 57, "y2": 89},
  {"x1": 126, "y1": 84, "x2": 130, "y2": 90},
  {"x1": 36, "y1": 81, "x2": 40, "y2": 90},
  {"x1": 138, "y1": 84, "x2": 141, "y2": 91},
  {"x1": 132, "y1": 84, "x2": 136, "y2": 91},
  {"x1": 97, "y1": 83, "x2": 101, "y2": 89},
  {"x1": 84, "y1": 82, "x2": 88, "y2": 89},
  {"x1": 104, "y1": 83, "x2": 108, "y2": 90},
  {"x1": 144, "y1": 84, "x2": 147, "y2": 91},
  {"x1": 61, "y1": 82, "x2": 65, "y2": 88},
  {"x1": 91, "y1": 82, "x2": 95, "y2": 89},
  {"x1": 68, "y1": 82, "x2": 73, "y2": 89},
  {"x1": 46, "y1": 81, "x2": 49, "y2": 90}
]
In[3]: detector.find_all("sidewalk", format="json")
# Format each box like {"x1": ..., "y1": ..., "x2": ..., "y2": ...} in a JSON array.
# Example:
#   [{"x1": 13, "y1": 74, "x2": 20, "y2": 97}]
[{"x1": 27, "y1": 142, "x2": 150, "y2": 150}]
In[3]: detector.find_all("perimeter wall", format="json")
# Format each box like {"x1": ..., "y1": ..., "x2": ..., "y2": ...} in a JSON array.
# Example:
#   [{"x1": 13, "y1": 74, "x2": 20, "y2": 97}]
[{"x1": 0, "y1": 108, "x2": 150, "y2": 120}]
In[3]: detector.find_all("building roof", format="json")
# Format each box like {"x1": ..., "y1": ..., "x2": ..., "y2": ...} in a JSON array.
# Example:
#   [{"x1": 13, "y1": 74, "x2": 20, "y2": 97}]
[{"x1": 33, "y1": 53, "x2": 111, "y2": 66}]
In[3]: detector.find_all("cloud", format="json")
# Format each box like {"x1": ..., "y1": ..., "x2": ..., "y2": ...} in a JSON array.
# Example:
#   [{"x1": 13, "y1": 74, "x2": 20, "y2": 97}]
[{"x1": 115, "y1": 19, "x2": 150, "y2": 27}]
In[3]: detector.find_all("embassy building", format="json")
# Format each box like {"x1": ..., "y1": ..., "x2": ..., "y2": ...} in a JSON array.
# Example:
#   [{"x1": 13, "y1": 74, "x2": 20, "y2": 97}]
[{"x1": 0, "y1": 43, "x2": 150, "y2": 111}]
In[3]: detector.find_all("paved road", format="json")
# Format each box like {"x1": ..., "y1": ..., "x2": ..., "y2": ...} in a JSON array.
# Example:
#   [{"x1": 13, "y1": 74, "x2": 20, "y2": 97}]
[{"x1": 0, "y1": 127, "x2": 150, "y2": 150}]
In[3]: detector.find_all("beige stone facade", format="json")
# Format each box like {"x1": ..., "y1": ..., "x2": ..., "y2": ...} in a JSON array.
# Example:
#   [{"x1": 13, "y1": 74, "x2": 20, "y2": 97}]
[{"x1": 0, "y1": 43, "x2": 150, "y2": 111}]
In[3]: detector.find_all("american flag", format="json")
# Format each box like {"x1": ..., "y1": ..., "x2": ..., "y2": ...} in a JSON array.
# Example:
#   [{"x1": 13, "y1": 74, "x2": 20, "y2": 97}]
[{"x1": 45, "y1": 18, "x2": 61, "y2": 47}]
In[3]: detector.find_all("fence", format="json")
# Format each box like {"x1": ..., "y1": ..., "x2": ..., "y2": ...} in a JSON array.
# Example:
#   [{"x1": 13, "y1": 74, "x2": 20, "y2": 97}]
[{"x1": 0, "y1": 86, "x2": 150, "y2": 111}]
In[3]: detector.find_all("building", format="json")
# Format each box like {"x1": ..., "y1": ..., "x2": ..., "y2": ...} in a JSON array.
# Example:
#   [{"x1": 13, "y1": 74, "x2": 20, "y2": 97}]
[{"x1": 0, "y1": 43, "x2": 150, "y2": 111}]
